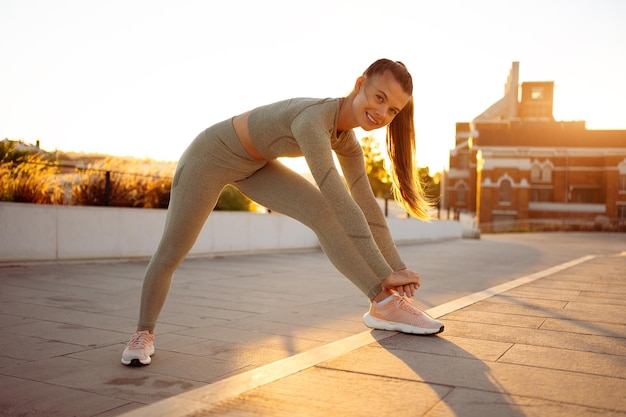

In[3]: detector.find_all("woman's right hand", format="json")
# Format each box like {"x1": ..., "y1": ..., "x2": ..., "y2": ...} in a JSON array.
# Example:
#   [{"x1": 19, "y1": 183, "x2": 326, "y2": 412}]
[{"x1": 381, "y1": 269, "x2": 421, "y2": 298}]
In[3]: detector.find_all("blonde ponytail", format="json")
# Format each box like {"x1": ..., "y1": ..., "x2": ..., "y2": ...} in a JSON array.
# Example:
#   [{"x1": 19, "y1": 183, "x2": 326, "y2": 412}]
[{"x1": 364, "y1": 59, "x2": 433, "y2": 220}]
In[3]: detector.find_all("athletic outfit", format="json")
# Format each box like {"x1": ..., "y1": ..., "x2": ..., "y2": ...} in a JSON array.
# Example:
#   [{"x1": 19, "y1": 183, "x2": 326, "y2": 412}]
[{"x1": 122, "y1": 97, "x2": 443, "y2": 366}]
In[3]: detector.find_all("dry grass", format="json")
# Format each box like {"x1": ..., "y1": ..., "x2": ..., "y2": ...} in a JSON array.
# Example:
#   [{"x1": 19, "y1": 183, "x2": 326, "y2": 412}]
[
  {"x1": 0, "y1": 141, "x2": 256, "y2": 210},
  {"x1": 1, "y1": 142, "x2": 176, "y2": 207},
  {"x1": 68, "y1": 156, "x2": 175, "y2": 208},
  {"x1": 0, "y1": 154, "x2": 63, "y2": 204}
]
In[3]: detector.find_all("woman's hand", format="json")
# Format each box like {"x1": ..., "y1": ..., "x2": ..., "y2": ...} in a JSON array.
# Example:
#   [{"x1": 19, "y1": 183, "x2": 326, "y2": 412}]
[{"x1": 381, "y1": 269, "x2": 421, "y2": 298}]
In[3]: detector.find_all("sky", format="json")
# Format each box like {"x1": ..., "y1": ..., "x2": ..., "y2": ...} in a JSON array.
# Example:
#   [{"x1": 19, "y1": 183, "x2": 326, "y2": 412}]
[{"x1": 1, "y1": 0, "x2": 625, "y2": 173}]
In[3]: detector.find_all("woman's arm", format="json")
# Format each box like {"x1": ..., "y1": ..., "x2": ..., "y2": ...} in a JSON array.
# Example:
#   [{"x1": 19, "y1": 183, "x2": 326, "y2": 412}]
[
  {"x1": 291, "y1": 113, "x2": 394, "y2": 280},
  {"x1": 335, "y1": 133, "x2": 407, "y2": 271}
]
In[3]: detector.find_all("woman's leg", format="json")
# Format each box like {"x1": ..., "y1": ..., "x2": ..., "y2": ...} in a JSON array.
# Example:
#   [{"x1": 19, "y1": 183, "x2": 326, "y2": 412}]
[
  {"x1": 235, "y1": 160, "x2": 384, "y2": 299},
  {"x1": 123, "y1": 152, "x2": 229, "y2": 365},
  {"x1": 123, "y1": 121, "x2": 271, "y2": 365},
  {"x1": 135, "y1": 118, "x2": 267, "y2": 332},
  {"x1": 137, "y1": 156, "x2": 229, "y2": 331}
]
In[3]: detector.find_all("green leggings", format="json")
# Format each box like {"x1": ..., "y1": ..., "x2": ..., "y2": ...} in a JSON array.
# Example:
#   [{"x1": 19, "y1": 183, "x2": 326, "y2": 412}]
[{"x1": 138, "y1": 119, "x2": 385, "y2": 330}]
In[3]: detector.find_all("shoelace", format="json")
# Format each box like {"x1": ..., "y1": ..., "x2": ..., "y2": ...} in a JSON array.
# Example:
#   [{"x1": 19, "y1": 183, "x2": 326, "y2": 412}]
[
  {"x1": 391, "y1": 295, "x2": 424, "y2": 315},
  {"x1": 128, "y1": 332, "x2": 151, "y2": 349}
]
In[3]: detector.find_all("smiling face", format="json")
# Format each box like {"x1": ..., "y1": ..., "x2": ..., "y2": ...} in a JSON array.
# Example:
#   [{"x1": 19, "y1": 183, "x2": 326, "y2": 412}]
[{"x1": 351, "y1": 70, "x2": 411, "y2": 131}]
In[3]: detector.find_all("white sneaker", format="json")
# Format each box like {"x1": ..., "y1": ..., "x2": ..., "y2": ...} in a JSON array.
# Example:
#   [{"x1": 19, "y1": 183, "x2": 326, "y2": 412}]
[{"x1": 121, "y1": 330, "x2": 155, "y2": 366}]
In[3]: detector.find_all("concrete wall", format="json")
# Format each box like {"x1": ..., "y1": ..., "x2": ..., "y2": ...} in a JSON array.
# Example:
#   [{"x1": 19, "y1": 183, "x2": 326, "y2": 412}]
[{"x1": 0, "y1": 202, "x2": 462, "y2": 263}]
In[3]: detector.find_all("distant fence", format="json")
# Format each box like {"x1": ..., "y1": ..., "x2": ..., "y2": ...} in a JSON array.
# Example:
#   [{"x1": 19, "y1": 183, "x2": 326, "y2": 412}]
[
  {"x1": 480, "y1": 217, "x2": 626, "y2": 233},
  {"x1": 1, "y1": 158, "x2": 175, "y2": 208},
  {"x1": 0, "y1": 202, "x2": 462, "y2": 263}
]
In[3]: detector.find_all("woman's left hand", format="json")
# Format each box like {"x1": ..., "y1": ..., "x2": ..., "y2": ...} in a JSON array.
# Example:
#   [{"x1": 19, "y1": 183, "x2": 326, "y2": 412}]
[{"x1": 381, "y1": 269, "x2": 421, "y2": 298}]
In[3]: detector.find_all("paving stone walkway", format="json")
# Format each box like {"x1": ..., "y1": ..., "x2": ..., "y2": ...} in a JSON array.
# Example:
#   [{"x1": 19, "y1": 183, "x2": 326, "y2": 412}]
[{"x1": 0, "y1": 232, "x2": 624, "y2": 416}]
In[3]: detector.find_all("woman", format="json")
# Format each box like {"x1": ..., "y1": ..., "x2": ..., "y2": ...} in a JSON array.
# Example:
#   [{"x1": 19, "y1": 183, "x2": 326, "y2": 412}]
[{"x1": 122, "y1": 59, "x2": 444, "y2": 366}]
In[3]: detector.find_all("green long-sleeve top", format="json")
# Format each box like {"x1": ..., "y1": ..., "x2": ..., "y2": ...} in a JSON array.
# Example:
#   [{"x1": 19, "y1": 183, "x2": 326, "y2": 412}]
[{"x1": 247, "y1": 97, "x2": 407, "y2": 279}]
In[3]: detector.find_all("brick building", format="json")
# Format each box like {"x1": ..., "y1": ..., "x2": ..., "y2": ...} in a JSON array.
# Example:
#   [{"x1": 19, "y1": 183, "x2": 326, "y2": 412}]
[{"x1": 444, "y1": 62, "x2": 626, "y2": 232}]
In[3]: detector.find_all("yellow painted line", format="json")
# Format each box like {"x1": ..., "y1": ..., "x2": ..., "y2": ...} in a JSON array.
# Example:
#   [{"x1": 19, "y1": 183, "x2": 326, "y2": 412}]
[
  {"x1": 427, "y1": 254, "x2": 596, "y2": 319},
  {"x1": 118, "y1": 254, "x2": 596, "y2": 417}
]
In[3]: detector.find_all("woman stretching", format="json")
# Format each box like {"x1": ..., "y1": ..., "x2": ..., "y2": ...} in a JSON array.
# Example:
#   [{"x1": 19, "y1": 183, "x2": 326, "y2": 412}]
[{"x1": 122, "y1": 58, "x2": 444, "y2": 366}]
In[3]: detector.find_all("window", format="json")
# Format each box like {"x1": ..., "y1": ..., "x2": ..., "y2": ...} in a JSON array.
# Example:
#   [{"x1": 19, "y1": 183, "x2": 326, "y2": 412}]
[
  {"x1": 620, "y1": 174, "x2": 626, "y2": 192},
  {"x1": 530, "y1": 164, "x2": 541, "y2": 182},
  {"x1": 570, "y1": 188, "x2": 602, "y2": 204},
  {"x1": 499, "y1": 179, "x2": 512, "y2": 204},
  {"x1": 458, "y1": 151, "x2": 469, "y2": 169},
  {"x1": 531, "y1": 87, "x2": 544, "y2": 100},
  {"x1": 455, "y1": 183, "x2": 467, "y2": 206},
  {"x1": 530, "y1": 188, "x2": 553, "y2": 202},
  {"x1": 530, "y1": 162, "x2": 552, "y2": 183}
]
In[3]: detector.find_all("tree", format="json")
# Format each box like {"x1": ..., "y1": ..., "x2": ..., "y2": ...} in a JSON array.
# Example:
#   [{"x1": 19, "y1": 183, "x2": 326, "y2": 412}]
[
  {"x1": 361, "y1": 135, "x2": 392, "y2": 199},
  {"x1": 419, "y1": 167, "x2": 441, "y2": 206},
  {"x1": 215, "y1": 185, "x2": 255, "y2": 211},
  {"x1": 361, "y1": 135, "x2": 441, "y2": 216}
]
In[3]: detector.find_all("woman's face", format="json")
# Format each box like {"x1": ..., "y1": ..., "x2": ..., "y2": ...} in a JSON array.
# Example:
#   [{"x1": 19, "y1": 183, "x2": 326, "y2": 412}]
[{"x1": 352, "y1": 70, "x2": 411, "y2": 131}]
